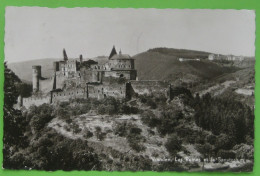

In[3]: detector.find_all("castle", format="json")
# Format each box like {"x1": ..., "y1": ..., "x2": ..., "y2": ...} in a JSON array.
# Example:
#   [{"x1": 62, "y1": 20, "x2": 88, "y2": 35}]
[{"x1": 19, "y1": 46, "x2": 172, "y2": 108}]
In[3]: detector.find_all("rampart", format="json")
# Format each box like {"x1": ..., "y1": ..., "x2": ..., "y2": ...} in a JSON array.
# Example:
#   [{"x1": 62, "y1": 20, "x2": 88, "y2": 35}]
[
  {"x1": 22, "y1": 96, "x2": 51, "y2": 109},
  {"x1": 51, "y1": 87, "x2": 86, "y2": 103},
  {"x1": 129, "y1": 80, "x2": 170, "y2": 95},
  {"x1": 88, "y1": 83, "x2": 126, "y2": 99}
]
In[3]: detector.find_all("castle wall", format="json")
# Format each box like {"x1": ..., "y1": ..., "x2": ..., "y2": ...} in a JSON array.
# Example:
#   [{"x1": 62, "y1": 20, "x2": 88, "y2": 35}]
[
  {"x1": 39, "y1": 78, "x2": 54, "y2": 94},
  {"x1": 23, "y1": 96, "x2": 51, "y2": 109},
  {"x1": 88, "y1": 83, "x2": 126, "y2": 99},
  {"x1": 80, "y1": 68, "x2": 93, "y2": 83},
  {"x1": 109, "y1": 59, "x2": 134, "y2": 70},
  {"x1": 104, "y1": 70, "x2": 134, "y2": 80},
  {"x1": 51, "y1": 88, "x2": 86, "y2": 103},
  {"x1": 129, "y1": 80, "x2": 169, "y2": 96},
  {"x1": 55, "y1": 73, "x2": 66, "y2": 89}
]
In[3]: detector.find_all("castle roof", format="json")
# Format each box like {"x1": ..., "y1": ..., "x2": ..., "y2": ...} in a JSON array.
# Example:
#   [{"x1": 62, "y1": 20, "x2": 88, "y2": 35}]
[{"x1": 110, "y1": 54, "x2": 133, "y2": 60}]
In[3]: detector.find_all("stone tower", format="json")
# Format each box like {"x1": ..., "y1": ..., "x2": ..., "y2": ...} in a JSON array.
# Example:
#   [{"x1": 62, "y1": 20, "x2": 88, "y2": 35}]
[
  {"x1": 80, "y1": 54, "x2": 83, "y2": 63},
  {"x1": 32, "y1": 65, "x2": 41, "y2": 92}
]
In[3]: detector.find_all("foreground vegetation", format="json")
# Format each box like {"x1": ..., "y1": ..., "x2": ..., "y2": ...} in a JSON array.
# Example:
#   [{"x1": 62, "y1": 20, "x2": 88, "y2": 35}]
[{"x1": 3, "y1": 63, "x2": 254, "y2": 171}]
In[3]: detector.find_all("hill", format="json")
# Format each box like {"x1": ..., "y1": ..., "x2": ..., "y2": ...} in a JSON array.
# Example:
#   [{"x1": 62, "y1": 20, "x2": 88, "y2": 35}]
[
  {"x1": 7, "y1": 58, "x2": 59, "y2": 82},
  {"x1": 133, "y1": 49, "x2": 238, "y2": 84},
  {"x1": 147, "y1": 47, "x2": 211, "y2": 59}
]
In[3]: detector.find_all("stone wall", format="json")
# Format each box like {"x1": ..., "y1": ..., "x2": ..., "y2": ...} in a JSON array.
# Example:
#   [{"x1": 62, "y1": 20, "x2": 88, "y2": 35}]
[
  {"x1": 51, "y1": 88, "x2": 86, "y2": 103},
  {"x1": 39, "y1": 77, "x2": 54, "y2": 94},
  {"x1": 129, "y1": 80, "x2": 169, "y2": 96},
  {"x1": 22, "y1": 96, "x2": 51, "y2": 108},
  {"x1": 88, "y1": 83, "x2": 126, "y2": 99},
  {"x1": 104, "y1": 70, "x2": 133, "y2": 80}
]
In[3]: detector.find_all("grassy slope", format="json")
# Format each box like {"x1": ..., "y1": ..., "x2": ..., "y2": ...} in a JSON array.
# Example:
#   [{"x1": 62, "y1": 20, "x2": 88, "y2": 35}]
[{"x1": 133, "y1": 51, "x2": 237, "y2": 82}]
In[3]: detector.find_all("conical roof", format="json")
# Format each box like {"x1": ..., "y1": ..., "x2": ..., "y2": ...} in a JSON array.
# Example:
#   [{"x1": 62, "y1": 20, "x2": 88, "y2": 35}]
[
  {"x1": 108, "y1": 45, "x2": 117, "y2": 59},
  {"x1": 63, "y1": 48, "x2": 68, "y2": 61}
]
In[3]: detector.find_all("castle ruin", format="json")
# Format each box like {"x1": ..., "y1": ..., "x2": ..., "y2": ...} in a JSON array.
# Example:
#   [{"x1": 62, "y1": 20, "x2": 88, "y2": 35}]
[{"x1": 20, "y1": 46, "x2": 172, "y2": 108}]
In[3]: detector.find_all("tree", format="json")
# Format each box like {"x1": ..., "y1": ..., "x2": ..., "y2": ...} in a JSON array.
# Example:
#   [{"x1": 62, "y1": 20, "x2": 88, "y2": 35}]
[
  {"x1": 3, "y1": 63, "x2": 28, "y2": 168},
  {"x1": 165, "y1": 134, "x2": 182, "y2": 157}
]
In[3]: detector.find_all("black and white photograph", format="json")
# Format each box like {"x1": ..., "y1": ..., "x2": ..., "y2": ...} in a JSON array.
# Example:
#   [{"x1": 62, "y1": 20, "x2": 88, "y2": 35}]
[{"x1": 3, "y1": 7, "x2": 255, "y2": 171}]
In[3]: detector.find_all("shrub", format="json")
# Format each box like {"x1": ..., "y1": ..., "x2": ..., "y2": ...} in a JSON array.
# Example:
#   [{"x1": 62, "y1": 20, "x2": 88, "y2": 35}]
[
  {"x1": 146, "y1": 98, "x2": 157, "y2": 109},
  {"x1": 83, "y1": 130, "x2": 93, "y2": 139},
  {"x1": 120, "y1": 105, "x2": 139, "y2": 114},
  {"x1": 157, "y1": 109, "x2": 184, "y2": 136},
  {"x1": 165, "y1": 134, "x2": 182, "y2": 156},
  {"x1": 72, "y1": 123, "x2": 81, "y2": 134},
  {"x1": 129, "y1": 127, "x2": 142, "y2": 135},
  {"x1": 95, "y1": 126, "x2": 106, "y2": 141},
  {"x1": 206, "y1": 134, "x2": 217, "y2": 145},
  {"x1": 113, "y1": 122, "x2": 132, "y2": 137},
  {"x1": 141, "y1": 110, "x2": 160, "y2": 128},
  {"x1": 127, "y1": 133, "x2": 146, "y2": 152},
  {"x1": 217, "y1": 149, "x2": 236, "y2": 159}
]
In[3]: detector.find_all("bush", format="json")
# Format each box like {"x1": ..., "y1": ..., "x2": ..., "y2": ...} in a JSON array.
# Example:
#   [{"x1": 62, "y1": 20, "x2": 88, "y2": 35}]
[
  {"x1": 157, "y1": 110, "x2": 183, "y2": 136},
  {"x1": 141, "y1": 110, "x2": 160, "y2": 128},
  {"x1": 72, "y1": 123, "x2": 81, "y2": 134},
  {"x1": 217, "y1": 149, "x2": 236, "y2": 159},
  {"x1": 129, "y1": 127, "x2": 142, "y2": 135},
  {"x1": 29, "y1": 104, "x2": 54, "y2": 132},
  {"x1": 206, "y1": 134, "x2": 217, "y2": 145},
  {"x1": 83, "y1": 129, "x2": 93, "y2": 139},
  {"x1": 95, "y1": 126, "x2": 106, "y2": 141},
  {"x1": 215, "y1": 134, "x2": 235, "y2": 150},
  {"x1": 113, "y1": 122, "x2": 132, "y2": 137},
  {"x1": 120, "y1": 105, "x2": 139, "y2": 114},
  {"x1": 146, "y1": 98, "x2": 157, "y2": 109},
  {"x1": 127, "y1": 133, "x2": 146, "y2": 152},
  {"x1": 165, "y1": 134, "x2": 182, "y2": 156}
]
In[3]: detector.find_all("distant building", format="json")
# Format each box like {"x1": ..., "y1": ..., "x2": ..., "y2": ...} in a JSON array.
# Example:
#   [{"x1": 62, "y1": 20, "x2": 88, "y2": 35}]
[{"x1": 208, "y1": 54, "x2": 244, "y2": 61}]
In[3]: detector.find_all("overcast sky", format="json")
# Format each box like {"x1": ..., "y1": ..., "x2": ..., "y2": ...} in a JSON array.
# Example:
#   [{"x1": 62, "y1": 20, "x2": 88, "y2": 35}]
[{"x1": 5, "y1": 7, "x2": 255, "y2": 63}]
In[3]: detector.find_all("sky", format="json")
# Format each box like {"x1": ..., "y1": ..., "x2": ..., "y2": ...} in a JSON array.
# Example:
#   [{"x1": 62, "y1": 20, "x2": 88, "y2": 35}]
[{"x1": 5, "y1": 7, "x2": 255, "y2": 63}]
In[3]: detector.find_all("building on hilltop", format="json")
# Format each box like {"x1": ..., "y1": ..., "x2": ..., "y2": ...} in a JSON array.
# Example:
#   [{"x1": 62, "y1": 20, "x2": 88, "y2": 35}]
[
  {"x1": 208, "y1": 53, "x2": 244, "y2": 61},
  {"x1": 19, "y1": 46, "x2": 172, "y2": 108}
]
